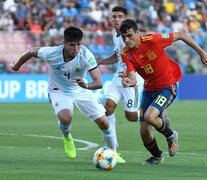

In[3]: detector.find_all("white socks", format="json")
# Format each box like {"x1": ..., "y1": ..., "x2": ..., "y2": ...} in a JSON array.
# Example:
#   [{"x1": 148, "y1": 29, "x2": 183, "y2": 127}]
[
  {"x1": 102, "y1": 125, "x2": 117, "y2": 152},
  {"x1": 58, "y1": 121, "x2": 71, "y2": 138},
  {"x1": 106, "y1": 113, "x2": 118, "y2": 147},
  {"x1": 137, "y1": 109, "x2": 140, "y2": 121}
]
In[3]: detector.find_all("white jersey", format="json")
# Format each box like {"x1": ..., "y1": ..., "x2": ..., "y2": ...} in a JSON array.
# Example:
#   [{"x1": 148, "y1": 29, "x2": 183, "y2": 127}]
[
  {"x1": 37, "y1": 45, "x2": 97, "y2": 95},
  {"x1": 105, "y1": 33, "x2": 144, "y2": 111},
  {"x1": 112, "y1": 33, "x2": 144, "y2": 86}
]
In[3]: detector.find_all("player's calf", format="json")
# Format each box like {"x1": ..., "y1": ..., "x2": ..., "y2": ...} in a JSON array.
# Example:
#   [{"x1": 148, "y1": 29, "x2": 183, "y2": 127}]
[{"x1": 162, "y1": 110, "x2": 170, "y2": 128}]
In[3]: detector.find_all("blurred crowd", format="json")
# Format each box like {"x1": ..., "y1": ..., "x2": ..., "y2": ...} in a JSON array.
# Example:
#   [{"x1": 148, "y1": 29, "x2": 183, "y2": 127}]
[
  {"x1": 0, "y1": 0, "x2": 207, "y2": 33},
  {"x1": 0, "y1": 0, "x2": 207, "y2": 74},
  {"x1": 0, "y1": 0, "x2": 113, "y2": 33}
]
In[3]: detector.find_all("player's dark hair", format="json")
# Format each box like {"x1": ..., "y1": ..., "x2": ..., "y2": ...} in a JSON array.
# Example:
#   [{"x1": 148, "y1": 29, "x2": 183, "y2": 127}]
[
  {"x1": 112, "y1": 6, "x2": 128, "y2": 16},
  {"x1": 64, "y1": 26, "x2": 83, "y2": 42},
  {"x1": 120, "y1": 19, "x2": 138, "y2": 34}
]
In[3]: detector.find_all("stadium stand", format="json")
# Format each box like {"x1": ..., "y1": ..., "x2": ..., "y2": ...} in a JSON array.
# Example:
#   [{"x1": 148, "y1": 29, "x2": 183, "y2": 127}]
[{"x1": 0, "y1": 0, "x2": 206, "y2": 73}]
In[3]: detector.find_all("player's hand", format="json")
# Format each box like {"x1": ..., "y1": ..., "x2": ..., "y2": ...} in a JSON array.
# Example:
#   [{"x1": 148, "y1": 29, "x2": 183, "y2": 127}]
[
  {"x1": 118, "y1": 71, "x2": 127, "y2": 78},
  {"x1": 121, "y1": 77, "x2": 131, "y2": 87},
  {"x1": 73, "y1": 76, "x2": 88, "y2": 89},
  {"x1": 200, "y1": 53, "x2": 207, "y2": 66},
  {"x1": 10, "y1": 62, "x2": 19, "y2": 71}
]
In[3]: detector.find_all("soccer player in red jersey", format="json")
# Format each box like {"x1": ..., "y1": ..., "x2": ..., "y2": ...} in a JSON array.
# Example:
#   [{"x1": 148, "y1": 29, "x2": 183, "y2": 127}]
[{"x1": 119, "y1": 19, "x2": 207, "y2": 165}]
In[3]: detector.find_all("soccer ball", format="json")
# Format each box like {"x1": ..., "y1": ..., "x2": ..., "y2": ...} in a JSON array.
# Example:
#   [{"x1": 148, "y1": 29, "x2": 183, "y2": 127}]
[{"x1": 93, "y1": 147, "x2": 117, "y2": 171}]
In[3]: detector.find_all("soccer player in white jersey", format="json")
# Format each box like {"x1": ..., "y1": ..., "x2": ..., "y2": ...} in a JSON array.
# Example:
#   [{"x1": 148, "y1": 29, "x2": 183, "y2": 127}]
[
  {"x1": 97, "y1": 6, "x2": 144, "y2": 149},
  {"x1": 11, "y1": 26, "x2": 125, "y2": 163}
]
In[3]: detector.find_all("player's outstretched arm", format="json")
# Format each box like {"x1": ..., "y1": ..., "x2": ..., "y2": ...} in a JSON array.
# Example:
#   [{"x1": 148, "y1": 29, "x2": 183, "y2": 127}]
[
  {"x1": 173, "y1": 32, "x2": 207, "y2": 66},
  {"x1": 11, "y1": 47, "x2": 40, "y2": 71},
  {"x1": 97, "y1": 53, "x2": 118, "y2": 66}
]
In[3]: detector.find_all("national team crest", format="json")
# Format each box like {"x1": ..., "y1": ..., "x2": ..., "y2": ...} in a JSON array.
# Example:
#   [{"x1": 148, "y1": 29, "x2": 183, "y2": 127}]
[
  {"x1": 75, "y1": 67, "x2": 81, "y2": 72},
  {"x1": 74, "y1": 60, "x2": 81, "y2": 72},
  {"x1": 139, "y1": 54, "x2": 144, "y2": 59},
  {"x1": 147, "y1": 50, "x2": 157, "y2": 60}
]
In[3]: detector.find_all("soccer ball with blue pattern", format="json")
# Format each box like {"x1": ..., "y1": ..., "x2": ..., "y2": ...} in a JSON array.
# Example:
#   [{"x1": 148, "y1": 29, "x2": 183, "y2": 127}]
[{"x1": 93, "y1": 147, "x2": 117, "y2": 171}]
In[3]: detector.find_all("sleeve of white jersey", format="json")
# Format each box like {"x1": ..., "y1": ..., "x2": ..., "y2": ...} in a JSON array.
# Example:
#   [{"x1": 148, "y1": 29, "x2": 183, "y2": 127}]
[
  {"x1": 113, "y1": 34, "x2": 116, "y2": 53},
  {"x1": 37, "y1": 47, "x2": 51, "y2": 61},
  {"x1": 85, "y1": 48, "x2": 97, "y2": 72},
  {"x1": 37, "y1": 46, "x2": 61, "y2": 65}
]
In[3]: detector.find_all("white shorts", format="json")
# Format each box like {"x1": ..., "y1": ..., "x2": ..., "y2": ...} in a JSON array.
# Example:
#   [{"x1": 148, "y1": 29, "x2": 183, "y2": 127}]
[
  {"x1": 105, "y1": 81, "x2": 143, "y2": 112},
  {"x1": 49, "y1": 91, "x2": 106, "y2": 121}
]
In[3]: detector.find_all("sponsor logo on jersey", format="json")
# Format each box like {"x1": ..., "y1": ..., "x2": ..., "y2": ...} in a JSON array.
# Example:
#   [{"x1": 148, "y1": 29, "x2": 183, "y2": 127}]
[
  {"x1": 161, "y1": 33, "x2": 169, "y2": 38},
  {"x1": 88, "y1": 57, "x2": 96, "y2": 66}
]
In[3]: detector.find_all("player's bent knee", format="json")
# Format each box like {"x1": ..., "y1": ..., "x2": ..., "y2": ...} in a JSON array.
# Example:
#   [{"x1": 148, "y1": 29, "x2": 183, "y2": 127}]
[
  {"x1": 58, "y1": 116, "x2": 72, "y2": 125},
  {"x1": 104, "y1": 105, "x2": 115, "y2": 115},
  {"x1": 104, "y1": 99, "x2": 116, "y2": 115},
  {"x1": 57, "y1": 110, "x2": 72, "y2": 125},
  {"x1": 144, "y1": 112, "x2": 155, "y2": 125},
  {"x1": 95, "y1": 116, "x2": 109, "y2": 130},
  {"x1": 125, "y1": 111, "x2": 138, "y2": 122}
]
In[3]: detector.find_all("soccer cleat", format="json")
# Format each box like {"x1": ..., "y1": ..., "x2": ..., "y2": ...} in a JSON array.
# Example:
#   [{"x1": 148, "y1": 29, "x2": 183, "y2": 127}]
[
  {"x1": 162, "y1": 110, "x2": 170, "y2": 128},
  {"x1": 143, "y1": 153, "x2": 164, "y2": 165},
  {"x1": 167, "y1": 130, "x2": 179, "y2": 157},
  {"x1": 63, "y1": 134, "x2": 76, "y2": 159},
  {"x1": 115, "y1": 152, "x2": 126, "y2": 163}
]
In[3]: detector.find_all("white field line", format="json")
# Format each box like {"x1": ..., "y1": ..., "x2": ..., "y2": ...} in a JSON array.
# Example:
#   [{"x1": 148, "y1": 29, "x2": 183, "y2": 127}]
[
  {"x1": 1, "y1": 133, "x2": 207, "y2": 156},
  {"x1": 120, "y1": 150, "x2": 207, "y2": 156},
  {"x1": 0, "y1": 133, "x2": 99, "y2": 150}
]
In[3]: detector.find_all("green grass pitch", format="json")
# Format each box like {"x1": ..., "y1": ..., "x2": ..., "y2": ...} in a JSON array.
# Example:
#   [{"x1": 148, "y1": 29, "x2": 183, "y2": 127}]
[{"x1": 0, "y1": 101, "x2": 207, "y2": 180}]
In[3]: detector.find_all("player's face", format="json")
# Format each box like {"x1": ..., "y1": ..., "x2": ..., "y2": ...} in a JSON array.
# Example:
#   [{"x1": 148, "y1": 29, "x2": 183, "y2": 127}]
[
  {"x1": 121, "y1": 28, "x2": 140, "y2": 49},
  {"x1": 111, "y1": 11, "x2": 127, "y2": 30},
  {"x1": 64, "y1": 41, "x2": 81, "y2": 57}
]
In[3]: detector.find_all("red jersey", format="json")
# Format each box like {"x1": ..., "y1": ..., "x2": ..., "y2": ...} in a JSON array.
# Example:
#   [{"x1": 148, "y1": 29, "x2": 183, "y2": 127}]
[{"x1": 121, "y1": 33, "x2": 182, "y2": 91}]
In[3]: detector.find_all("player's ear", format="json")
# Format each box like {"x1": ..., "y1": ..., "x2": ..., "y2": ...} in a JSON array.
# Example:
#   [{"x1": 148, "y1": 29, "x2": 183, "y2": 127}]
[{"x1": 136, "y1": 30, "x2": 140, "y2": 36}]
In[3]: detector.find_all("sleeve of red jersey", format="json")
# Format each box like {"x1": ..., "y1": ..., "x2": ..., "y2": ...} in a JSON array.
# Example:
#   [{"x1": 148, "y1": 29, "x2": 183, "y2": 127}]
[
  {"x1": 121, "y1": 54, "x2": 135, "y2": 74},
  {"x1": 154, "y1": 33, "x2": 173, "y2": 49}
]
